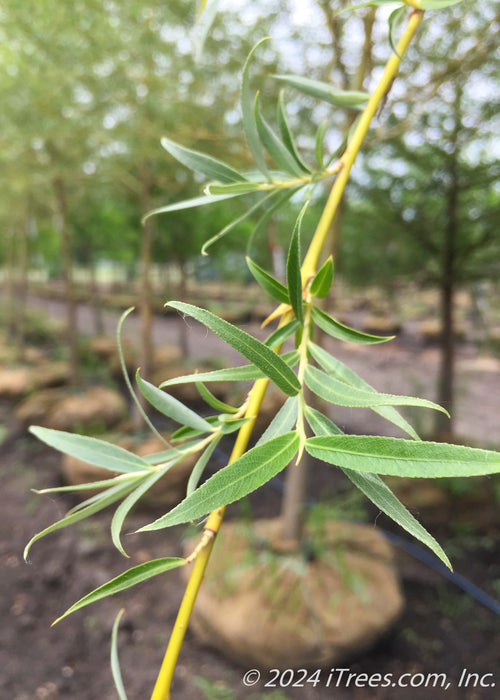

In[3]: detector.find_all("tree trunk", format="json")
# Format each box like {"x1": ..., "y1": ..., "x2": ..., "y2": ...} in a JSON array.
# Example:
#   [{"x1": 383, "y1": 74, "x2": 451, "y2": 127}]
[
  {"x1": 280, "y1": 456, "x2": 309, "y2": 546},
  {"x1": 53, "y1": 177, "x2": 79, "y2": 385},
  {"x1": 13, "y1": 214, "x2": 30, "y2": 356},
  {"x1": 88, "y1": 239, "x2": 104, "y2": 336},
  {"x1": 435, "y1": 157, "x2": 459, "y2": 440}
]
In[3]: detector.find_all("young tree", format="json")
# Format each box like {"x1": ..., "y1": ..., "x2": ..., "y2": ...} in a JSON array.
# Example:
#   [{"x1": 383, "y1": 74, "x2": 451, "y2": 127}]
[{"x1": 23, "y1": 3, "x2": 500, "y2": 699}]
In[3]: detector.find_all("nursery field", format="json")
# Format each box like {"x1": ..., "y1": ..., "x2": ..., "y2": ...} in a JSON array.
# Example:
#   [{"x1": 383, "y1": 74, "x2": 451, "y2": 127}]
[{"x1": 0, "y1": 292, "x2": 499, "y2": 699}]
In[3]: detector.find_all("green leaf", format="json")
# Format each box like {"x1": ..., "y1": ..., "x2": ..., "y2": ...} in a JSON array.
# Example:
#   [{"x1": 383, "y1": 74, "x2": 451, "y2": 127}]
[
  {"x1": 305, "y1": 365, "x2": 449, "y2": 414},
  {"x1": 254, "y1": 93, "x2": 304, "y2": 177},
  {"x1": 142, "y1": 193, "x2": 239, "y2": 224},
  {"x1": 53, "y1": 558, "x2": 185, "y2": 625},
  {"x1": 219, "y1": 415, "x2": 252, "y2": 435},
  {"x1": 246, "y1": 256, "x2": 290, "y2": 304},
  {"x1": 111, "y1": 462, "x2": 177, "y2": 557},
  {"x1": 306, "y1": 435, "x2": 500, "y2": 478},
  {"x1": 136, "y1": 371, "x2": 213, "y2": 433},
  {"x1": 264, "y1": 320, "x2": 301, "y2": 349},
  {"x1": 204, "y1": 181, "x2": 265, "y2": 196},
  {"x1": 315, "y1": 119, "x2": 328, "y2": 168},
  {"x1": 242, "y1": 39, "x2": 271, "y2": 178},
  {"x1": 247, "y1": 188, "x2": 298, "y2": 255},
  {"x1": 388, "y1": 6, "x2": 407, "y2": 58},
  {"x1": 309, "y1": 257, "x2": 334, "y2": 298},
  {"x1": 308, "y1": 343, "x2": 419, "y2": 440},
  {"x1": 160, "y1": 364, "x2": 265, "y2": 386},
  {"x1": 287, "y1": 203, "x2": 308, "y2": 325},
  {"x1": 110, "y1": 609, "x2": 129, "y2": 700},
  {"x1": 256, "y1": 396, "x2": 299, "y2": 446},
  {"x1": 201, "y1": 191, "x2": 276, "y2": 256},
  {"x1": 140, "y1": 432, "x2": 300, "y2": 530},
  {"x1": 420, "y1": 0, "x2": 463, "y2": 8},
  {"x1": 24, "y1": 481, "x2": 138, "y2": 561},
  {"x1": 194, "y1": 0, "x2": 221, "y2": 60},
  {"x1": 33, "y1": 474, "x2": 143, "y2": 494},
  {"x1": 29, "y1": 426, "x2": 151, "y2": 474},
  {"x1": 187, "y1": 439, "x2": 219, "y2": 496},
  {"x1": 304, "y1": 406, "x2": 343, "y2": 436},
  {"x1": 196, "y1": 382, "x2": 238, "y2": 413},
  {"x1": 277, "y1": 90, "x2": 310, "y2": 174},
  {"x1": 343, "y1": 469, "x2": 451, "y2": 569},
  {"x1": 311, "y1": 306, "x2": 393, "y2": 344},
  {"x1": 161, "y1": 137, "x2": 246, "y2": 184},
  {"x1": 166, "y1": 302, "x2": 301, "y2": 396},
  {"x1": 274, "y1": 74, "x2": 369, "y2": 109},
  {"x1": 171, "y1": 417, "x2": 219, "y2": 443},
  {"x1": 142, "y1": 441, "x2": 203, "y2": 465}
]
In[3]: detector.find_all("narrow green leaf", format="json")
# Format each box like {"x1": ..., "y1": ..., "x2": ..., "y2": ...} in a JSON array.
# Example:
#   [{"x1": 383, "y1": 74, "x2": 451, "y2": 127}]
[
  {"x1": 201, "y1": 190, "x2": 276, "y2": 256},
  {"x1": 343, "y1": 470, "x2": 451, "y2": 569},
  {"x1": 306, "y1": 435, "x2": 500, "y2": 478},
  {"x1": 159, "y1": 350, "x2": 300, "y2": 389},
  {"x1": 142, "y1": 441, "x2": 203, "y2": 465},
  {"x1": 29, "y1": 426, "x2": 152, "y2": 474},
  {"x1": 33, "y1": 474, "x2": 143, "y2": 494},
  {"x1": 53, "y1": 558, "x2": 185, "y2": 625},
  {"x1": 161, "y1": 137, "x2": 246, "y2": 184},
  {"x1": 246, "y1": 256, "x2": 290, "y2": 304},
  {"x1": 219, "y1": 415, "x2": 252, "y2": 434},
  {"x1": 388, "y1": 6, "x2": 407, "y2": 58},
  {"x1": 24, "y1": 482, "x2": 137, "y2": 561},
  {"x1": 196, "y1": 382, "x2": 238, "y2": 413},
  {"x1": 111, "y1": 609, "x2": 129, "y2": 700},
  {"x1": 277, "y1": 90, "x2": 311, "y2": 174},
  {"x1": 315, "y1": 119, "x2": 328, "y2": 168},
  {"x1": 160, "y1": 364, "x2": 265, "y2": 386},
  {"x1": 111, "y1": 462, "x2": 177, "y2": 557},
  {"x1": 254, "y1": 93, "x2": 304, "y2": 177},
  {"x1": 304, "y1": 406, "x2": 343, "y2": 436},
  {"x1": 264, "y1": 320, "x2": 301, "y2": 349},
  {"x1": 305, "y1": 365, "x2": 449, "y2": 414},
  {"x1": 204, "y1": 181, "x2": 265, "y2": 196},
  {"x1": 117, "y1": 308, "x2": 170, "y2": 447},
  {"x1": 142, "y1": 193, "x2": 238, "y2": 225},
  {"x1": 242, "y1": 39, "x2": 271, "y2": 178},
  {"x1": 194, "y1": 0, "x2": 221, "y2": 60},
  {"x1": 337, "y1": 1, "x2": 399, "y2": 14},
  {"x1": 139, "y1": 432, "x2": 300, "y2": 530},
  {"x1": 274, "y1": 74, "x2": 369, "y2": 109},
  {"x1": 247, "y1": 188, "x2": 298, "y2": 255},
  {"x1": 256, "y1": 396, "x2": 299, "y2": 446},
  {"x1": 287, "y1": 203, "x2": 308, "y2": 325},
  {"x1": 187, "y1": 439, "x2": 219, "y2": 496},
  {"x1": 420, "y1": 0, "x2": 463, "y2": 9},
  {"x1": 136, "y1": 371, "x2": 213, "y2": 432},
  {"x1": 166, "y1": 302, "x2": 301, "y2": 396},
  {"x1": 310, "y1": 257, "x2": 334, "y2": 298},
  {"x1": 309, "y1": 343, "x2": 419, "y2": 440},
  {"x1": 311, "y1": 306, "x2": 393, "y2": 344},
  {"x1": 171, "y1": 417, "x2": 219, "y2": 443}
]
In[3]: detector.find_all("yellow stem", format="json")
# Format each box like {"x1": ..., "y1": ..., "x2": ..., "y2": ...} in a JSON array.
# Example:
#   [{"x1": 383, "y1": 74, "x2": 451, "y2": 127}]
[
  {"x1": 150, "y1": 378, "x2": 269, "y2": 700},
  {"x1": 301, "y1": 8, "x2": 424, "y2": 280},
  {"x1": 151, "y1": 9, "x2": 425, "y2": 699}
]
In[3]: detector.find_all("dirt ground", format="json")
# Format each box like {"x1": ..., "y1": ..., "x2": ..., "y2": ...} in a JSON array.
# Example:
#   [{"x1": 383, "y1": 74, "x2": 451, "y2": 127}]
[{"x1": 1, "y1": 299, "x2": 499, "y2": 699}]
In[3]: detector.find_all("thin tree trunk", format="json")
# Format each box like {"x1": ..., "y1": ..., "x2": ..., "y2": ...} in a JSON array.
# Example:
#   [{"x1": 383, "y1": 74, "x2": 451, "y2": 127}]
[
  {"x1": 3, "y1": 230, "x2": 16, "y2": 342},
  {"x1": 88, "y1": 239, "x2": 104, "y2": 336},
  {"x1": 280, "y1": 457, "x2": 309, "y2": 546},
  {"x1": 133, "y1": 168, "x2": 154, "y2": 429},
  {"x1": 435, "y1": 178, "x2": 458, "y2": 440},
  {"x1": 53, "y1": 177, "x2": 79, "y2": 385},
  {"x1": 14, "y1": 214, "x2": 30, "y2": 356}
]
